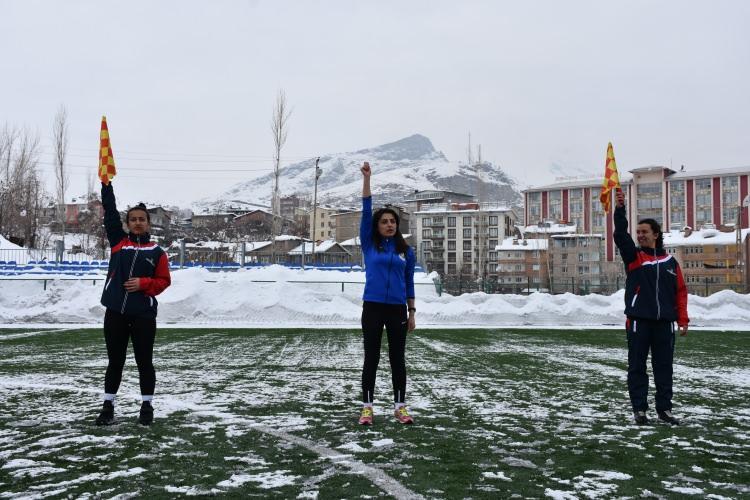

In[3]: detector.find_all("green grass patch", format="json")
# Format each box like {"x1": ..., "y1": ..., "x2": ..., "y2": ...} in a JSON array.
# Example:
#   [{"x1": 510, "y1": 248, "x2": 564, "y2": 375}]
[{"x1": 1, "y1": 327, "x2": 748, "y2": 498}]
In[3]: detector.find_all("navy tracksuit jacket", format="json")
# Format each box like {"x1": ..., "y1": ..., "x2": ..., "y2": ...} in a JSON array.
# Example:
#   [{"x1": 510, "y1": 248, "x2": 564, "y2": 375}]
[{"x1": 100, "y1": 183, "x2": 171, "y2": 318}]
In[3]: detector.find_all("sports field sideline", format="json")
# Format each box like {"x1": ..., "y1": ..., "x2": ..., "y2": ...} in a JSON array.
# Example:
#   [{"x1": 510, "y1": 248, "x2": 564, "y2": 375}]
[{"x1": 0, "y1": 327, "x2": 748, "y2": 498}]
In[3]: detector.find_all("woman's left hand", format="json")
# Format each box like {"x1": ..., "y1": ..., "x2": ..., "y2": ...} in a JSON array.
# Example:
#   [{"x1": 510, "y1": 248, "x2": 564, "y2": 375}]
[
  {"x1": 124, "y1": 278, "x2": 141, "y2": 292},
  {"x1": 407, "y1": 315, "x2": 416, "y2": 332}
]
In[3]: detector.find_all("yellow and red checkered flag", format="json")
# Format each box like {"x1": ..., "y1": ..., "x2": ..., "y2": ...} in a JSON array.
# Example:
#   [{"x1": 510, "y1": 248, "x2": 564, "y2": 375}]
[
  {"x1": 599, "y1": 142, "x2": 621, "y2": 213},
  {"x1": 98, "y1": 116, "x2": 117, "y2": 185}
]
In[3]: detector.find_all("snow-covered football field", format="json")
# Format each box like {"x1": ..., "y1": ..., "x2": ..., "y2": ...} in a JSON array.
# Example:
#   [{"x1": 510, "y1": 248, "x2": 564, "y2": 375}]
[{"x1": 1, "y1": 326, "x2": 747, "y2": 498}]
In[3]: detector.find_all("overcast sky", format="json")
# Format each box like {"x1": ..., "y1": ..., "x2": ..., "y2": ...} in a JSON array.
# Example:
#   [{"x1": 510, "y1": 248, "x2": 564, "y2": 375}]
[{"x1": 2, "y1": 0, "x2": 749, "y2": 206}]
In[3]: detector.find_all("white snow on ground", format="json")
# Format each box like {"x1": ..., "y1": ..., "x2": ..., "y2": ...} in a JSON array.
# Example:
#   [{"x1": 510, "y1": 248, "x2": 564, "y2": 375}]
[{"x1": 1, "y1": 266, "x2": 749, "y2": 328}]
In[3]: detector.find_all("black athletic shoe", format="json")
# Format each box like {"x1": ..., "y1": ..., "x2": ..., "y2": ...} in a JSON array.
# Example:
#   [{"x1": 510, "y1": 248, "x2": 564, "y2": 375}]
[
  {"x1": 139, "y1": 401, "x2": 154, "y2": 426},
  {"x1": 633, "y1": 410, "x2": 649, "y2": 425},
  {"x1": 657, "y1": 410, "x2": 679, "y2": 425},
  {"x1": 96, "y1": 400, "x2": 115, "y2": 426}
]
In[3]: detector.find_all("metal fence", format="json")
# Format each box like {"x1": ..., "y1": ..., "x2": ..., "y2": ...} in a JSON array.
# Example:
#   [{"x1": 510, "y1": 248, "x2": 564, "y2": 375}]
[
  {"x1": 0, "y1": 248, "x2": 110, "y2": 266},
  {"x1": 434, "y1": 275, "x2": 749, "y2": 297}
]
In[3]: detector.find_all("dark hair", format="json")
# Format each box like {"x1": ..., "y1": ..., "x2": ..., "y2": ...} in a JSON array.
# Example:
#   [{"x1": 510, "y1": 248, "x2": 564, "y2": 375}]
[
  {"x1": 372, "y1": 207, "x2": 409, "y2": 254},
  {"x1": 637, "y1": 218, "x2": 663, "y2": 249},
  {"x1": 126, "y1": 203, "x2": 150, "y2": 223}
]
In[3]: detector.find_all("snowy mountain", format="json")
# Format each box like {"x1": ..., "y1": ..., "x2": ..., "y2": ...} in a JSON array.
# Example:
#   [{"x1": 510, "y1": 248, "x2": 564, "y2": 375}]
[{"x1": 197, "y1": 134, "x2": 522, "y2": 210}]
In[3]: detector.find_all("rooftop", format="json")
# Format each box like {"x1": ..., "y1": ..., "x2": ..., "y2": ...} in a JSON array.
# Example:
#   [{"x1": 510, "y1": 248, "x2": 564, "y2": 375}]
[
  {"x1": 522, "y1": 223, "x2": 577, "y2": 235},
  {"x1": 496, "y1": 237, "x2": 548, "y2": 251},
  {"x1": 664, "y1": 227, "x2": 750, "y2": 247}
]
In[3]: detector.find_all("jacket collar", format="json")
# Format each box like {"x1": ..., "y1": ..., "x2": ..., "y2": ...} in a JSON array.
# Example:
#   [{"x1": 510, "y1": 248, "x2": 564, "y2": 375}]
[
  {"x1": 639, "y1": 246, "x2": 665, "y2": 256},
  {"x1": 128, "y1": 232, "x2": 151, "y2": 244}
]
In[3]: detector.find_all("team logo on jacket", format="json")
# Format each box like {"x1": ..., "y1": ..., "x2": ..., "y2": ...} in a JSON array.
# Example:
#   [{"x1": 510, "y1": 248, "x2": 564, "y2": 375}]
[
  {"x1": 666, "y1": 268, "x2": 676, "y2": 276},
  {"x1": 398, "y1": 253, "x2": 406, "y2": 261},
  {"x1": 145, "y1": 257, "x2": 156, "y2": 267}
]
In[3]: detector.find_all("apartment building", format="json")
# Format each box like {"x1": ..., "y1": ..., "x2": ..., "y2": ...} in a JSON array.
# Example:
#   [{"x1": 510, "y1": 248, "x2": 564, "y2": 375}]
[
  {"x1": 496, "y1": 237, "x2": 549, "y2": 291},
  {"x1": 664, "y1": 226, "x2": 750, "y2": 295},
  {"x1": 415, "y1": 202, "x2": 517, "y2": 276}
]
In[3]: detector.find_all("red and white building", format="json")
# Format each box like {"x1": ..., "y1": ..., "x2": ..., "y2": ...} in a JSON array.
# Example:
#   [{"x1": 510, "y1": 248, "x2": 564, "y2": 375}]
[{"x1": 523, "y1": 166, "x2": 750, "y2": 265}]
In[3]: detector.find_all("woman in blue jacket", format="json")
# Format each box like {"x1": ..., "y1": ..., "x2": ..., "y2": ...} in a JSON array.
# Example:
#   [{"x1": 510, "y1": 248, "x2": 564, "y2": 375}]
[
  {"x1": 358, "y1": 162, "x2": 417, "y2": 425},
  {"x1": 95, "y1": 181, "x2": 171, "y2": 426}
]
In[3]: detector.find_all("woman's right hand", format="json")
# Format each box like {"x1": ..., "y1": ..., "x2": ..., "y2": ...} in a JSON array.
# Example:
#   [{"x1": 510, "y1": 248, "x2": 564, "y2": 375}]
[
  {"x1": 360, "y1": 162, "x2": 371, "y2": 177},
  {"x1": 615, "y1": 189, "x2": 625, "y2": 208}
]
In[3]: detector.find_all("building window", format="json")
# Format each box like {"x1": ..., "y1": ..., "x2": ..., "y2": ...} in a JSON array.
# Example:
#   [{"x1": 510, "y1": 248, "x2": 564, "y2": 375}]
[
  {"x1": 528, "y1": 191, "x2": 542, "y2": 221},
  {"x1": 463, "y1": 216, "x2": 472, "y2": 226},
  {"x1": 548, "y1": 190, "x2": 562, "y2": 222},
  {"x1": 463, "y1": 228, "x2": 472, "y2": 238},
  {"x1": 695, "y1": 178, "x2": 712, "y2": 227},
  {"x1": 422, "y1": 229, "x2": 431, "y2": 238},
  {"x1": 489, "y1": 251, "x2": 497, "y2": 260},
  {"x1": 447, "y1": 217, "x2": 456, "y2": 227},
  {"x1": 636, "y1": 182, "x2": 663, "y2": 224},
  {"x1": 463, "y1": 252, "x2": 472, "y2": 261},
  {"x1": 489, "y1": 227, "x2": 498, "y2": 237},
  {"x1": 448, "y1": 229, "x2": 456, "y2": 239},
  {"x1": 448, "y1": 241, "x2": 456, "y2": 250},
  {"x1": 722, "y1": 176, "x2": 739, "y2": 225},
  {"x1": 669, "y1": 180, "x2": 685, "y2": 228},
  {"x1": 463, "y1": 240, "x2": 472, "y2": 250},
  {"x1": 448, "y1": 252, "x2": 456, "y2": 262}
]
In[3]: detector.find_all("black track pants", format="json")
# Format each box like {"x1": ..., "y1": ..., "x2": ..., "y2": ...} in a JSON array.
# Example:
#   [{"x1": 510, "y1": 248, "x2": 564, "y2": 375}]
[
  {"x1": 103, "y1": 308, "x2": 157, "y2": 396},
  {"x1": 626, "y1": 318, "x2": 675, "y2": 412},
  {"x1": 361, "y1": 301, "x2": 408, "y2": 404}
]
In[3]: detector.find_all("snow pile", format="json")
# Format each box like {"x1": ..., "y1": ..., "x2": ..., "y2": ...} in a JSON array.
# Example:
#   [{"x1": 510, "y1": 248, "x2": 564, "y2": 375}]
[
  {"x1": 0, "y1": 235, "x2": 21, "y2": 250},
  {"x1": 0, "y1": 266, "x2": 748, "y2": 328}
]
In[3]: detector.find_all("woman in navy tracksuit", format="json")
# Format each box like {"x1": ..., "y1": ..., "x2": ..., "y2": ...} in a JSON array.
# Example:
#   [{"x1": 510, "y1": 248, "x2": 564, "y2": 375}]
[
  {"x1": 96, "y1": 181, "x2": 171, "y2": 426},
  {"x1": 358, "y1": 162, "x2": 417, "y2": 426},
  {"x1": 614, "y1": 190, "x2": 688, "y2": 425}
]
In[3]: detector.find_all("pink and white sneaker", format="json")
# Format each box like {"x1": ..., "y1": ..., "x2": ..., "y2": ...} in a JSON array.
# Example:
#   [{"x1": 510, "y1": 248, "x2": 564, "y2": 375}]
[
  {"x1": 394, "y1": 406, "x2": 414, "y2": 424},
  {"x1": 358, "y1": 406, "x2": 373, "y2": 425}
]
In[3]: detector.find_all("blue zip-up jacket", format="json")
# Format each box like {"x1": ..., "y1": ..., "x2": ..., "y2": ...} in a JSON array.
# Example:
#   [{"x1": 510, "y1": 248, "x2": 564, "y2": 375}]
[
  {"x1": 360, "y1": 196, "x2": 416, "y2": 304},
  {"x1": 100, "y1": 183, "x2": 171, "y2": 318}
]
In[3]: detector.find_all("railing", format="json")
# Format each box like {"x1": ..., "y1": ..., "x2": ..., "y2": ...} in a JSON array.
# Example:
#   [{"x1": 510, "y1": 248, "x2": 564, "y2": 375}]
[
  {"x1": 435, "y1": 275, "x2": 749, "y2": 297},
  {"x1": 0, "y1": 248, "x2": 110, "y2": 266}
]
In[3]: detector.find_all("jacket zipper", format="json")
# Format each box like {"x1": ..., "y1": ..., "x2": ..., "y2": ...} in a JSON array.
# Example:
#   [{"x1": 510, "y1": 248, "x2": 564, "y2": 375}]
[
  {"x1": 121, "y1": 235, "x2": 141, "y2": 314},
  {"x1": 384, "y1": 240, "x2": 393, "y2": 303},
  {"x1": 655, "y1": 252, "x2": 661, "y2": 320}
]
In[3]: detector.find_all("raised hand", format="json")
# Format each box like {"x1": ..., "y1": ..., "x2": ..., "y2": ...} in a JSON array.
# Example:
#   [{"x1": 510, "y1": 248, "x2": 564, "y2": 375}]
[
  {"x1": 615, "y1": 189, "x2": 625, "y2": 208},
  {"x1": 361, "y1": 161, "x2": 371, "y2": 177}
]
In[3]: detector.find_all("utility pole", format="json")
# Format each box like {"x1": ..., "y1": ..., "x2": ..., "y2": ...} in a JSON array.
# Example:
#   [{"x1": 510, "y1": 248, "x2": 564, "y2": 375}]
[
  {"x1": 311, "y1": 157, "x2": 321, "y2": 264},
  {"x1": 740, "y1": 195, "x2": 750, "y2": 290},
  {"x1": 476, "y1": 144, "x2": 487, "y2": 287}
]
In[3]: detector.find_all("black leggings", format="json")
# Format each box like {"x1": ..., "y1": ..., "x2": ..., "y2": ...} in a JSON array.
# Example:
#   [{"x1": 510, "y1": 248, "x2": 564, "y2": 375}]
[
  {"x1": 361, "y1": 301, "x2": 408, "y2": 404},
  {"x1": 103, "y1": 308, "x2": 157, "y2": 396}
]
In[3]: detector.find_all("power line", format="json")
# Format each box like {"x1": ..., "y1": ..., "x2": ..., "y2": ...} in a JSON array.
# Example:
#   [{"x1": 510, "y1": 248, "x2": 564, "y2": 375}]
[
  {"x1": 38, "y1": 151, "x2": 294, "y2": 164},
  {"x1": 33, "y1": 160, "x2": 275, "y2": 173},
  {"x1": 39, "y1": 144, "x2": 317, "y2": 161}
]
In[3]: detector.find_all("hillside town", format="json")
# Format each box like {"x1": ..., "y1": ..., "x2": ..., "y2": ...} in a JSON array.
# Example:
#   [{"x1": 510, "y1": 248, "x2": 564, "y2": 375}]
[{"x1": 2, "y1": 137, "x2": 747, "y2": 297}]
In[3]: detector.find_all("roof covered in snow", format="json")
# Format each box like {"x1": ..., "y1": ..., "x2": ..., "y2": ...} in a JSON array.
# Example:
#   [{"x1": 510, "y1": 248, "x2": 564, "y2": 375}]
[
  {"x1": 664, "y1": 227, "x2": 750, "y2": 247},
  {"x1": 496, "y1": 237, "x2": 548, "y2": 251}
]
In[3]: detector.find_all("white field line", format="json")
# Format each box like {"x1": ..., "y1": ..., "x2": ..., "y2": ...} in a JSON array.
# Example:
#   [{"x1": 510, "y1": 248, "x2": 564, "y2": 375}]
[
  {"x1": 0, "y1": 328, "x2": 80, "y2": 341},
  {"x1": 0, "y1": 380, "x2": 424, "y2": 500}
]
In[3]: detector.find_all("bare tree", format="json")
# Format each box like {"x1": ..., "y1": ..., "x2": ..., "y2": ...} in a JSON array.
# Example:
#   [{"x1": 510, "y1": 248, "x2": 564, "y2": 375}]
[
  {"x1": 270, "y1": 89, "x2": 291, "y2": 261},
  {"x1": 0, "y1": 125, "x2": 44, "y2": 246},
  {"x1": 53, "y1": 105, "x2": 69, "y2": 247}
]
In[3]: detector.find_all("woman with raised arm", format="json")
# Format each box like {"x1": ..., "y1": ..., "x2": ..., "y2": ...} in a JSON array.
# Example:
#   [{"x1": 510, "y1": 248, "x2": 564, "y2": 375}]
[
  {"x1": 358, "y1": 161, "x2": 417, "y2": 426},
  {"x1": 613, "y1": 189, "x2": 688, "y2": 426},
  {"x1": 95, "y1": 181, "x2": 171, "y2": 426}
]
